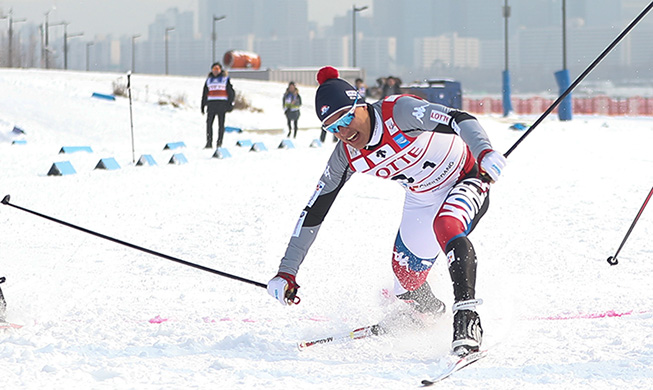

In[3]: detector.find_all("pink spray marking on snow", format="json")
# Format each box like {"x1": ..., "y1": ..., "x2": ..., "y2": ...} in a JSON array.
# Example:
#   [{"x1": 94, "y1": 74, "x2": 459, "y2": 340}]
[{"x1": 533, "y1": 310, "x2": 640, "y2": 321}]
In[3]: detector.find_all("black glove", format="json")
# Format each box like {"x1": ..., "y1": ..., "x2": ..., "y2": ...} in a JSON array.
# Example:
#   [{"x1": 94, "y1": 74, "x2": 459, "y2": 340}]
[
  {"x1": 227, "y1": 104, "x2": 234, "y2": 112},
  {"x1": 201, "y1": 107, "x2": 205, "y2": 114}
]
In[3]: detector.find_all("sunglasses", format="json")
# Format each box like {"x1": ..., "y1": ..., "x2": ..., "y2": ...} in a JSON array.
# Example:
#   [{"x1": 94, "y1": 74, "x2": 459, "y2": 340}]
[{"x1": 322, "y1": 95, "x2": 360, "y2": 134}]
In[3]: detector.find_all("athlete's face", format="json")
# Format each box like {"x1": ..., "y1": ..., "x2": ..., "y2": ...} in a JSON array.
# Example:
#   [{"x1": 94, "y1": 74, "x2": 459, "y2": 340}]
[{"x1": 323, "y1": 106, "x2": 371, "y2": 150}]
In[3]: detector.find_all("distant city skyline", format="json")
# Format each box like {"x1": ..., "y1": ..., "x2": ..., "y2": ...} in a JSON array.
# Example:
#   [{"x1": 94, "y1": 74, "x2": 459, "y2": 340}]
[
  {"x1": 1, "y1": 0, "x2": 652, "y2": 93},
  {"x1": 0, "y1": 0, "x2": 374, "y2": 39}
]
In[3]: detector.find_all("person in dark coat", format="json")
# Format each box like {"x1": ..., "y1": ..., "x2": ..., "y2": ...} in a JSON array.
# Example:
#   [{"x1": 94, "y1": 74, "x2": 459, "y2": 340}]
[
  {"x1": 283, "y1": 81, "x2": 302, "y2": 138},
  {"x1": 201, "y1": 62, "x2": 235, "y2": 148},
  {"x1": 382, "y1": 76, "x2": 402, "y2": 98}
]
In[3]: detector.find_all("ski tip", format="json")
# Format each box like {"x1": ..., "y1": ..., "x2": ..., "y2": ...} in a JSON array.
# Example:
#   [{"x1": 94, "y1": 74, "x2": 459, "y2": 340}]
[
  {"x1": 1, "y1": 194, "x2": 10, "y2": 205},
  {"x1": 0, "y1": 322, "x2": 23, "y2": 330}
]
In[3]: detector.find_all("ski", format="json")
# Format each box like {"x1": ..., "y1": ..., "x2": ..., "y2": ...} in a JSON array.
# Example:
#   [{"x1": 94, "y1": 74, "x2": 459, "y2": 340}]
[
  {"x1": 421, "y1": 349, "x2": 487, "y2": 386},
  {"x1": 0, "y1": 321, "x2": 23, "y2": 330},
  {"x1": 297, "y1": 323, "x2": 385, "y2": 351}
]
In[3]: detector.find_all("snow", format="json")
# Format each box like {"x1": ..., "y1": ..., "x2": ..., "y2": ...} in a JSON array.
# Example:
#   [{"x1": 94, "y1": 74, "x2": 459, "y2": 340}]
[{"x1": 1, "y1": 68, "x2": 652, "y2": 389}]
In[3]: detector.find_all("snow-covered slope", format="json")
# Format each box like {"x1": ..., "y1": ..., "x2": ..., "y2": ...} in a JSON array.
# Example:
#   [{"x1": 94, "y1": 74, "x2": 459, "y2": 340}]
[{"x1": 1, "y1": 69, "x2": 652, "y2": 389}]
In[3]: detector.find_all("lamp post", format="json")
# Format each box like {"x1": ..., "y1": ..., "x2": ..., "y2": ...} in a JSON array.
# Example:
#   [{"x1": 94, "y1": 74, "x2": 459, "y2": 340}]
[
  {"x1": 562, "y1": 0, "x2": 567, "y2": 70},
  {"x1": 86, "y1": 42, "x2": 94, "y2": 71},
  {"x1": 63, "y1": 23, "x2": 83, "y2": 70},
  {"x1": 212, "y1": 15, "x2": 226, "y2": 63},
  {"x1": 47, "y1": 21, "x2": 65, "y2": 68},
  {"x1": 43, "y1": 7, "x2": 57, "y2": 68},
  {"x1": 131, "y1": 34, "x2": 141, "y2": 72},
  {"x1": 165, "y1": 26, "x2": 175, "y2": 75},
  {"x1": 7, "y1": 10, "x2": 27, "y2": 68},
  {"x1": 352, "y1": 5, "x2": 368, "y2": 68},
  {"x1": 501, "y1": 0, "x2": 513, "y2": 117},
  {"x1": 0, "y1": 13, "x2": 6, "y2": 67}
]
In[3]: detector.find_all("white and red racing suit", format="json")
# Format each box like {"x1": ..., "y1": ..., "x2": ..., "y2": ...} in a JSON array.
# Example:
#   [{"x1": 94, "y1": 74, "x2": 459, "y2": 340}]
[{"x1": 278, "y1": 95, "x2": 493, "y2": 300}]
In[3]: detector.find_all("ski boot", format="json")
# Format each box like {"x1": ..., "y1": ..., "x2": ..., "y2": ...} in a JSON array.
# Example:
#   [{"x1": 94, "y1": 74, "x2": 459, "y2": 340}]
[
  {"x1": 451, "y1": 299, "x2": 483, "y2": 357},
  {"x1": 397, "y1": 281, "x2": 446, "y2": 317}
]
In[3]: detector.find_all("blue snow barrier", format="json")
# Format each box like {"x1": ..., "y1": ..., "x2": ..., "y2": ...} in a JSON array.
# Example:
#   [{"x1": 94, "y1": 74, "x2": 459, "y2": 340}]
[
  {"x1": 95, "y1": 157, "x2": 121, "y2": 170},
  {"x1": 136, "y1": 154, "x2": 158, "y2": 166},
  {"x1": 12, "y1": 140, "x2": 27, "y2": 145},
  {"x1": 91, "y1": 92, "x2": 116, "y2": 101},
  {"x1": 59, "y1": 146, "x2": 93, "y2": 154},
  {"x1": 163, "y1": 141, "x2": 186, "y2": 150},
  {"x1": 250, "y1": 142, "x2": 267, "y2": 152},
  {"x1": 225, "y1": 126, "x2": 242, "y2": 133},
  {"x1": 213, "y1": 147, "x2": 232, "y2": 159},
  {"x1": 12, "y1": 126, "x2": 26, "y2": 134},
  {"x1": 309, "y1": 139, "x2": 322, "y2": 148},
  {"x1": 555, "y1": 69, "x2": 573, "y2": 121},
  {"x1": 47, "y1": 161, "x2": 76, "y2": 176},
  {"x1": 278, "y1": 139, "x2": 295, "y2": 149},
  {"x1": 236, "y1": 139, "x2": 253, "y2": 147},
  {"x1": 169, "y1": 153, "x2": 188, "y2": 165},
  {"x1": 509, "y1": 123, "x2": 529, "y2": 131}
]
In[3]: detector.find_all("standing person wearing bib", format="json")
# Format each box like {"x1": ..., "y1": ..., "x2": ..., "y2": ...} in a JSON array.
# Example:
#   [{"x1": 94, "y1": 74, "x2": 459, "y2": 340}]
[{"x1": 201, "y1": 62, "x2": 235, "y2": 148}]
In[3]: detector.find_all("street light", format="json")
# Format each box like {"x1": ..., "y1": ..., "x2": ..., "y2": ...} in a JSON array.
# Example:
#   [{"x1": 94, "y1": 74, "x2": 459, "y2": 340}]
[
  {"x1": 501, "y1": 0, "x2": 513, "y2": 117},
  {"x1": 0, "y1": 13, "x2": 6, "y2": 67},
  {"x1": 165, "y1": 27, "x2": 175, "y2": 75},
  {"x1": 63, "y1": 23, "x2": 83, "y2": 70},
  {"x1": 43, "y1": 7, "x2": 56, "y2": 68},
  {"x1": 7, "y1": 10, "x2": 27, "y2": 68},
  {"x1": 47, "y1": 21, "x2": 65, "y2": 68},
  {"x1": 86, "y1": 42, "x2": 94, "y2": 71},
  {"x1": 212, "y1": 15, "x2": 226, "y2": 63},
  {"x1": 352, "y1": 5, "x2": 368, "y2": 68},
  {"x1": 562, "y1": 0, "x2": 567, "y2": 70},
  {"x1": 131, "y1": 34, "x2": 141, "y2": 73}
]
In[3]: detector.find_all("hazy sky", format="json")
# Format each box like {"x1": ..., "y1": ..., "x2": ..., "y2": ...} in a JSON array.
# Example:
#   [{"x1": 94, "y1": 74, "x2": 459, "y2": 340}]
[{"x1": 0, "y1": 0, "x2": 374, "y2": 38}]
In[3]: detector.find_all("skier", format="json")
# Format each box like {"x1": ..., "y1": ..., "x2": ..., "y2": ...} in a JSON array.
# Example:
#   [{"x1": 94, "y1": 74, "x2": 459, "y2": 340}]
[
  {"x1": 267, "y1": 67, "x2": 506, "y2": 357},
  {"x1": 201, "y1": 62, "x2": 235, "y2": 149}
]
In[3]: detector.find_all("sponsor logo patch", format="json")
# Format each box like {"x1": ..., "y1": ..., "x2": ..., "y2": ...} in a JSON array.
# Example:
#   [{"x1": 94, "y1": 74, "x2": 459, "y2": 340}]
[
  {"x1": 320, "y1": 105, "x2": 330, "y2": 116},
  {"x1": 323, "y1": 165, "x2": 332, "y2": 179},
  {"x1": 292, "y1": 211, "x2": 308, "y2": 237},
  {"x1": 393, "y1": 134, "x2": 410, "y2": 149},
  {"x1": 430, "y1": 110, "x2": 451, "y2": 125},
  {"x1": 412, "y1": 103, "x2": 428, "y2": 123},
  {"x1": 384, "y1": 118, "x2": 398, "y2": 134},
  {"x1": 367, "y1": 144, "x2": 395, "y2": 165},
  {"x1": 447, "y1": 250, "x2": 456, "y2": 266},
  {"x1": 307, "y1": 181, "x2": 325, "y2": 207}
]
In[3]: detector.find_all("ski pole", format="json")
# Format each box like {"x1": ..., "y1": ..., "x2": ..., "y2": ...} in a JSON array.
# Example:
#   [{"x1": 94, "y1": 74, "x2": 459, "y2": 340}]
[
  {"x1": 503, "y1": 1, "x2": 653, "y2": 158},
  {"x1": 607, "y1": 186, "x2": 653, "y2": 266},
  {"x1": 127, "y1": 71, "x2": 136, "y2": 164},
  {"x1": 1, "y1": 195, "x2": 267, "y2": 289}
]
